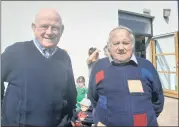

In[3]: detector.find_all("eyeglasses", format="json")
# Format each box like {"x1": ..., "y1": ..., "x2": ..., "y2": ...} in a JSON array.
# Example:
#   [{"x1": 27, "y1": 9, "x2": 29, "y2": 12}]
[{"x1": 39, "y1": 25, "x2": 61, "y2": 32}]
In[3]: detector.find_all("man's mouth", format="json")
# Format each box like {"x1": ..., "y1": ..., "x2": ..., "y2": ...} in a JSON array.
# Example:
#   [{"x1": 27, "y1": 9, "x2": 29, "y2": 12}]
[
  {"x1": 43, "y1": 37, "x2": 56, "y2": 42},
  {"x1": 117, "y1": 52, "x2": 126, "y2": 55},
  {"x1": 44, "y1": 37, "x2": 55, "y2": 40}
]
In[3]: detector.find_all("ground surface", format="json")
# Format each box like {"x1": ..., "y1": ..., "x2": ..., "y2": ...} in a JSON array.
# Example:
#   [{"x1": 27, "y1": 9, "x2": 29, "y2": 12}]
[{"x1": 157, "y1": 97, "x2": 178, "y2": 126}]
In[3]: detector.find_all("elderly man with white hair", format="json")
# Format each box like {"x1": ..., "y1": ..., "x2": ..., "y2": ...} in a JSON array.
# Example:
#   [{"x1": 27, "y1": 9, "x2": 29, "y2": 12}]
[
  {"x1": 1, "y1": 8, "x2": 77, "y2": 127},
  {"x1": 88, "y1": 26, "x2": 164, "y2": 126}
]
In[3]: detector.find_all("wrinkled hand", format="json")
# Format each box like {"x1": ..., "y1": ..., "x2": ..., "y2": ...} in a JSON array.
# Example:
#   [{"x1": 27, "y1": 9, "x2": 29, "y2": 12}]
[
  {"x1": 57, "y1": 114, "x2": 72, "y2": 127},
  {"x1": 79, "y1": 117, "x2": 85, "y2": 121},
  {"x1": 71, "y1": 121, "x2": 75, "y2": 127},
  {"x1": 97, "y1": 121, "x2": 105, "y2": 126}
]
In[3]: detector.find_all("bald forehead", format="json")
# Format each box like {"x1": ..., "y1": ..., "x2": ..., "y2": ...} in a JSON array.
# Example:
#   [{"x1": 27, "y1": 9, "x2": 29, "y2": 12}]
[
  {"x1": 110, "y1": 28, "x2": 130, "y2": 37},
  {"x1": 109, "y1": 28, "x2": 131, "y2": 41},
  {"x1": 34, "y1": 8, "x2": 62, "y2": 24}
]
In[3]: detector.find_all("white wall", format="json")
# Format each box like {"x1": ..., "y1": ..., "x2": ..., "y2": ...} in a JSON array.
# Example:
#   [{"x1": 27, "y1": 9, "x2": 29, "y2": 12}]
[{"x1": 1, "y1": 1, "x2": 178, "y2": 83}]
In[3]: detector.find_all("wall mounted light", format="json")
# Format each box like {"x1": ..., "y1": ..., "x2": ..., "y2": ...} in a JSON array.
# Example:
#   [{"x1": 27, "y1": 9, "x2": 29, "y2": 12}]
[
  {"x1": 143, "y1": 8, "x2": 151, "y2": 15},
  {"x1": 163, "y1": 9, "x2": 171, "y2": 18}
]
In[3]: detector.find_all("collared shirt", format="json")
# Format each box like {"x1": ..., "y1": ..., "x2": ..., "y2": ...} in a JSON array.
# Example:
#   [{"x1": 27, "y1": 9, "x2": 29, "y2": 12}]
[
  {"x1": 33, "y1": 38, "x2": 57, "y2": 58},
  {"x1": 108, "y1": 53, "x2": 138, "y2": 65}
]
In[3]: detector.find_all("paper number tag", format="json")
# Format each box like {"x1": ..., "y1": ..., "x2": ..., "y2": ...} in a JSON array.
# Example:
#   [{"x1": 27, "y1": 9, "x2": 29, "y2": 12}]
[{"x1": 128, "y1": 80, "x2": 144, "y2": 93}]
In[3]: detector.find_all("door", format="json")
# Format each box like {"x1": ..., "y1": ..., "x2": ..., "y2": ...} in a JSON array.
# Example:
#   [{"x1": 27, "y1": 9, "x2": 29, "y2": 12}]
[
  {"x1": 135, "y1": 36, "x2": 146, "y2": 58},
  {"x1": 151, "y1": 32, "x2": 178, "y2": 98}
]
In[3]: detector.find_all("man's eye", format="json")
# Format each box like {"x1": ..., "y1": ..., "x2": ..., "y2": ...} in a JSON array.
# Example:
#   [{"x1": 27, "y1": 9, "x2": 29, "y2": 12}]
[
  {"x1": 123, "y1": 42, "x2": 129, "y2": 45},
  {"x1": 52, "y1": 27, "x2": 60, "y2": 31},
  {"x1": 41, "y1": 25, "x2": 48, "y2": 29},
  {"x1": 113, "y1": 42, "x2": 120, "y2": 45}
]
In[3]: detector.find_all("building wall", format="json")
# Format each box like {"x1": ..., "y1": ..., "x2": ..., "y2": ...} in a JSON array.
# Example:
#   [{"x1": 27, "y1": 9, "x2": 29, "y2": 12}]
[{"x1": 1, "y1": 1, "x2": 178, "y2": 83}]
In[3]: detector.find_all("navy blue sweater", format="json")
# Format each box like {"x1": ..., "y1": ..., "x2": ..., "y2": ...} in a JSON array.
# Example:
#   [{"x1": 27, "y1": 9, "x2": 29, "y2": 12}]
[
  {"x1": 88, "y1": 57, "x2": 164, "y2": 126},
  {"x1": 1, "y1": 40, "x2": 77, "y2": 126}
]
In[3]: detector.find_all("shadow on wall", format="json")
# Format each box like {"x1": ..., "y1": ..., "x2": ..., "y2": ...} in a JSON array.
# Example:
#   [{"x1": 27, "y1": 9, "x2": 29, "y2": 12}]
[{"x1": 164, "y1": 17, "x2": 169, "y2": 24}]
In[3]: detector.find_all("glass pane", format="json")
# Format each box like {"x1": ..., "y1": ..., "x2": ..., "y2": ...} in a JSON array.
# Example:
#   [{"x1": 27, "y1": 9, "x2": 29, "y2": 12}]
[
  {"x1": 155, "y1": 35, "x2": 175, "y2": 54},
  {"x1": 158, "y1": 73, "x2": 177, "y2": 91},
  {"x1": 118, "y1": 12, "x2": 152, "y2": 35},
  {"x1": 156, "y1": 55, "x2": 176, "y2": 72},
  {"x1": 135, "y1": 37, "x2": 146, "y2": 58}
]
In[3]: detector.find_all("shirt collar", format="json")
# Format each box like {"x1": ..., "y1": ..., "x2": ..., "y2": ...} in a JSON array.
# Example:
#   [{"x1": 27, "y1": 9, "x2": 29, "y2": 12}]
[
  {"x1": 108, "y1": 53, "x2": 138, "y2": 65},
  {"x1": 33, "y1": 38, "x2": 57, "y2": 53},
  {"x1": 33, "y1": 38, "x2": 45, "y2": 51}
]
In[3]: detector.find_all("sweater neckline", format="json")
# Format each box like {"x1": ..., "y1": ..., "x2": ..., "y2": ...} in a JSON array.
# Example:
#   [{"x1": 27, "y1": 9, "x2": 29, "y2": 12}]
[{"x1": 29, "y1": 40, "x2": 59, "y2": 61}]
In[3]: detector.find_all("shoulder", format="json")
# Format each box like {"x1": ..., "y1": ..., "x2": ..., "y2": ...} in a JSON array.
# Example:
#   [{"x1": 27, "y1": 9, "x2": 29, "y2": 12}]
[
  {"x1": 90, "y1": 57, "x2": 110, "y2": 77},
  {"x1": 94, "y1": 57, "x2": 110, "y2": 67},
  {"x1": 76, "y1": 87, "x2": 80, "y2": 90},
  {"x1": 136, "y1": 57, "x2": 158, "y2": 80},
  {"x1": 98, "y1": 57, "x2": 110, "y2": 63},
  {"x1": 56, "y1": 47, "x2": 71, "y2": 60},
  {"x1": 94, "y1": 57, "x2": 110, "y2": 69},
  {"x1": 55, "y1": 48, "x2": 73, "y2": 71},
  {"x1": 136, "y1": 57, "x2": 154, "y2": 69},
  {"x1": 84, "y1": 87, "x2": 88, "y2": 90},
  {"x1": 2, "y1": 40, "x2": 33, "y2": 54}
]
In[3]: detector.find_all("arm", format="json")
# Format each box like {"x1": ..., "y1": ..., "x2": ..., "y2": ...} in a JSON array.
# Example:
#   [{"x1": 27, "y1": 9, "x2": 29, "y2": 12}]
[
  {"x1": 86, "y1": 49, "x2": 99, "y2": 65},
  {"x1": 58, "y1": 55, "x2": 77, "y2": 127},
  {"x1": 84, "y1": 88, "x2": 88, "y2": 98},
  {"x1": 87, "y1": 64, "x2": 99, "y2": 108},
  {"x1": 1, "y1": 46, "x2": 15, "y2": 103},
  {"x1": 150, "y1": 65, "x2": 164, "y2": 117},
  {"x1": 66, "y1": 57, "x2": 77, "y2": 117}
]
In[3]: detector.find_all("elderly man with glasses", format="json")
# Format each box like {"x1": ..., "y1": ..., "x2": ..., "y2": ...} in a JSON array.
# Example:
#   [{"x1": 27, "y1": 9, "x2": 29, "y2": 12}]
[{"x1": 1, "y1": 8, "x2": 77, "y2": 127}]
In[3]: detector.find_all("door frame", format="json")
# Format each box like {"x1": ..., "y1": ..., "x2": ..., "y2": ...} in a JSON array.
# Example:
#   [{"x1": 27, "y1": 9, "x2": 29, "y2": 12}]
[{"x1": 150, "y1": 31, "x2": 178, "y2": 98}]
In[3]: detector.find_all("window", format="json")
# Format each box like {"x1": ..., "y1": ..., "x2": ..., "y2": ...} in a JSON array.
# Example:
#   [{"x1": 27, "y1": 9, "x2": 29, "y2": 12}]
[{"x1": 118, "y1": 10, "x2": 154, "y2": 37}]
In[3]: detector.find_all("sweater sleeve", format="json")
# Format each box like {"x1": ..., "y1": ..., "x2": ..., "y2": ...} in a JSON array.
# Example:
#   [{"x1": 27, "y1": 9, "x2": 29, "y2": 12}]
[
  {"x1": 67, "y1": 57, "x2": 77, "y2": 109},
  {"x1": 140, "y1": 58, "x2": 164, "y2": 117},
  {"x1": 151, "y1": 66, "x2": 164, "y2": 117},
  {"x1": 58, "y1": 53, "x2": 77, "y2": 127},
  {"x1": 144, "y1": 61, "x2": 164, "y2": 117},
  {"x1": 65, "y1": 54, "x2": 77, "y2": 118},
  {"x1": 1, "y1": 45, "x2": 16, "y2": 102},
  {"x1": 87, "y1": 62, "x2": 99, "y2": 108}
]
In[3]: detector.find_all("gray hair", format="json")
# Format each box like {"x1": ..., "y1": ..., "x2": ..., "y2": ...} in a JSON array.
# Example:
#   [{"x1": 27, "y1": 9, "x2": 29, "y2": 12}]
[{"x1": 107, "y1": 25, "x2": 135, "y2": 50}]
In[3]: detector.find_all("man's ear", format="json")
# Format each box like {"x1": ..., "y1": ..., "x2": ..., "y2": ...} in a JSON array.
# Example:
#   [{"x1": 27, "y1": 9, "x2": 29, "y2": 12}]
[
  {"x1": 107, "y1": 45, "x2": 110, "y2": 53},
  {"x1": 31, "y1": 23, "x2": 36, "y2": 32},
  {"x1": 60, "y1": 24, "x2": 64, "y2": 36}
]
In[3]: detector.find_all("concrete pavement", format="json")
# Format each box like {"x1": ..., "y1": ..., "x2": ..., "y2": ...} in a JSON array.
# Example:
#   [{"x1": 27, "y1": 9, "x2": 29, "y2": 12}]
[{"x1": 157, "y1": 97, "x2": 178, "y2": 126}]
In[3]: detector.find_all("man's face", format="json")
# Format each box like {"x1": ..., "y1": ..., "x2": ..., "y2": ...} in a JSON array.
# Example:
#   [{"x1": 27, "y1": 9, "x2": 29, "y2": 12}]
[
  {"x1": 108, "y1": 29, "x2": 133, "y2": 62},
  {"x1": 32, "y1": 11, "x2": 63, "y2": 48}
]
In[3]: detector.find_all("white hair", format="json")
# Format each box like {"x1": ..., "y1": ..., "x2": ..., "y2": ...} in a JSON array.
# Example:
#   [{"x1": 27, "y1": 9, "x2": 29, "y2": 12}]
[{"x1": 107, "y1": 25, "x2": 135, "y2": 50}]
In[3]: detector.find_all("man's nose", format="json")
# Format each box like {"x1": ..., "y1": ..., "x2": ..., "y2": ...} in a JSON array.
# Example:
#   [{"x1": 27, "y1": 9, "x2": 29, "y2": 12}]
[
  {"x1": 46, "y1": 27, "x2": 53, "y2": 35},
  {"x1": 116, "y1": 44, "x2": 125, "y2": 53},
  {"x1": 118, "y1": 44, "x2": 124, "y2": 50}
]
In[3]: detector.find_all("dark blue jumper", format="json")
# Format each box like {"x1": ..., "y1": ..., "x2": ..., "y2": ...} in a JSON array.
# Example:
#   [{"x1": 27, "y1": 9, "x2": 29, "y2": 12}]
[
  {"x1": 1, "y1": 40, "x2": 77, "y2": 126},
  {"x1": 88, "y1": 57, "x2": 164, "y2": 126}
]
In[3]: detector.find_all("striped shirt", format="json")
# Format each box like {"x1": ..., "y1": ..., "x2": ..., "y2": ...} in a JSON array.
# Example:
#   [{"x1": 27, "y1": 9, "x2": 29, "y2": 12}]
[
  {"x1": 108, "y1": 53, "x2": 138, "y2": 65},
  {"x1": 33, "y1": 38, "x2": 57, "y2": 58}
]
